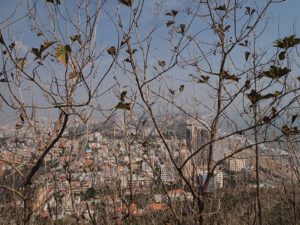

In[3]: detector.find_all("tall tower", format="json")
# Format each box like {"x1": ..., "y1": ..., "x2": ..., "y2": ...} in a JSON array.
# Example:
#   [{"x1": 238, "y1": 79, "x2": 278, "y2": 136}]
[{"x1": 185, "y1": 120, "x2": 210, "y2": 166}]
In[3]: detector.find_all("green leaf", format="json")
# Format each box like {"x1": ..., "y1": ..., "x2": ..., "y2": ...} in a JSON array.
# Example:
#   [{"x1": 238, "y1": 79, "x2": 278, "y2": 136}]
[
  {"x1": 274, "y1": 35, "x2": 300, "y2": 49},
  {"x1": 245, "y1": 51, "x2": 250, "y2": 61},
  {"x1": 250, "y1": 91, "x2": 281, "y2": 102},
  {"x1": 107, "y1": 46, "x2": 117, "y2": 56},
  {"x1": 214, "y1": 5, "x2": 226, "y2": 11},
  {"x1": 297, "y1": 77, "x2": 300, "y2": 82},
  {"x1": 247, "y1": 90, "x2": 262, "y2": 104},
  {"x1": 115, "y1": 102, "x2": 131, "y2": 110},
  {"x1": 278, "y1": 51, "x2": 286, "y2": 61},
  {"x1": 262, "y1": 93, "x2": 274, "y2": 99},
  {"x1": 221, "y1": 71, "x2": 239, "y2": 82},
  {"x1": 119, "y1": 0, "x2": 133, "y2": 7},
  {"x1": 166, "y1": 21, "x2": 175, "y2": 27},
  {"x1": 262, "y1": 66, "x2": 291, "y2": 79},
  {"x1": 165, "y1": 10, "x2": 178, "y2": 17},
  {"x1": 274, "y1": 91, "x2": 282, "y2": 97},
  {"x1": 179, "y1": 85, "x2": 184, "y2": 92},
  {"x1": 55, "y1": 44, "x2": 71, "y2": 65},
  {"x1": 262, "y1": 93, "x2": 278, "y2": 99},
  {"x1": 158, "y1": 60, "x2": 165, "y2": 67}
]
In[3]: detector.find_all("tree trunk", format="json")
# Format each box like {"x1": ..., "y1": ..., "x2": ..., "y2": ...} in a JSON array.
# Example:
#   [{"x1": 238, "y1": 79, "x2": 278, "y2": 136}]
[
  {"x1": 197, "y1": 199, "x2": 204, "y2": 225},
  {"x1": 23, "y1": 184, "x2": 32, "y2": 225}
]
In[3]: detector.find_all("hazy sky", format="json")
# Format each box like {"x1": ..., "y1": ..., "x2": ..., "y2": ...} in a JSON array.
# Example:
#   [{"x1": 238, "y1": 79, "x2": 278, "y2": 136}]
[{"x1": 0, "y1": 0, "x2": 299, "y2": 123}]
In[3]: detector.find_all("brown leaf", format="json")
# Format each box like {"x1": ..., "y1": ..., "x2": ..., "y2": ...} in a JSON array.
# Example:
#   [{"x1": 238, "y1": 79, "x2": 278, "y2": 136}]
[
  {"x1": 165, "y1": 10, "x2": 178, "y2": 17},
  {"x1": 16, "y1": 58, "x2": 27, "y2": 70},
  {"x1": 166, "y1": 21, "x2": 175, "y2": 27},
  {"x1": 115, "y1": 102, "x2": 131, "y2": 110},
  {"x1": 119, "y1": 0, "x2": 133, "y2": 7},
  {"x1": 70, "y1": 35, "x2": 82, "y2": 45},
  {"x1": 46, "y1": 0, "x2": 61, "y2": 5},
  {"x1": 158, "y1": 60, "x2": 165, "y2": 67},
  {"x1": 179, "y1": 85, "x2": 184, "y2": 92},
  {"x1": 107, "y1": 46, "x2": 117, "y2": 56},
  {"x1": 68, "y1": 71, "x2": 78, "y2": 80}
]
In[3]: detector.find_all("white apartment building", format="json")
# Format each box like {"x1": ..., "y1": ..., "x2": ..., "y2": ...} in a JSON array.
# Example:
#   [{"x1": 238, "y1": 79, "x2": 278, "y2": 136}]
[{"x1": 199, "y1": 169, "x2": 224, "y2": 192}]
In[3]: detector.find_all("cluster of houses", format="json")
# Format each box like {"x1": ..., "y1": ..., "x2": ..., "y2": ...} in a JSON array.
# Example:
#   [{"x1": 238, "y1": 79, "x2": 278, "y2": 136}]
[{"x1": 0, "y1": 119, "x2": 259, "y2": 222}]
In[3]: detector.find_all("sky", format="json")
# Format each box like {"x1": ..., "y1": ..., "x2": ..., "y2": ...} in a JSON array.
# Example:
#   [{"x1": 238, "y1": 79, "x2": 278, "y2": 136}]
[
  {"x1": 0, "y1": 0, "x2": 300, "y2": 124},
  {"x1": 0, "y1": 0, "x2": 298, "y2": 56}
]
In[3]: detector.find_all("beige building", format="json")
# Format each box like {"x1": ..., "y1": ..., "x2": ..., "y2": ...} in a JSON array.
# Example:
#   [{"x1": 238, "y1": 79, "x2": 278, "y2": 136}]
[{"x1": 229, "y1": 157, "x2": 246, "y2": 172}]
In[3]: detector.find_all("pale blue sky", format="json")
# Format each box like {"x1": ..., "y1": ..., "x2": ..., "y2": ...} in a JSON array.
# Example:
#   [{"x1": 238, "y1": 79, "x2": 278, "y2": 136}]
[{"x1": 0, "y1": 0, "x2": 299, "y2": 123}]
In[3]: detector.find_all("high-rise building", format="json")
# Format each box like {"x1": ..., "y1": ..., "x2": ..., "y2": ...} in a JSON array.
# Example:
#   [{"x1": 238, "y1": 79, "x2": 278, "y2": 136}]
[
  {"x1": 177, "y1": 145, "x2": 194, "y2": 180},
  {"x1": 185, "y1": 120, "x2": 210, "y2": 166},
  {"x1": 199, "y1": 170, "x2": 223, "y2": 192},
  {"x1": 161, "y1": 162, "x2": 179, "y2": 183}
]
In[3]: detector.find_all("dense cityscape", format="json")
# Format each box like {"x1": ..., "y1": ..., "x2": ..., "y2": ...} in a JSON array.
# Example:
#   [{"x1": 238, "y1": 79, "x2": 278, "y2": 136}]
[{"x1": 0, "y1": 117, "x2": 292, "y2": 224}]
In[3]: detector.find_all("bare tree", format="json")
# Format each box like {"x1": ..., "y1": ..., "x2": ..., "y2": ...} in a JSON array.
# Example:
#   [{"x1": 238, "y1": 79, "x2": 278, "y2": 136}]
[
  {"x1": 109, "y1": 0, "x2": 300, "y2": 224},
  {"x1": 1, "y1": 0, "x2": 300, "y2": 225},
  {"x1": 0, "y1": 0, "x2": 117, "y2": 224}
]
